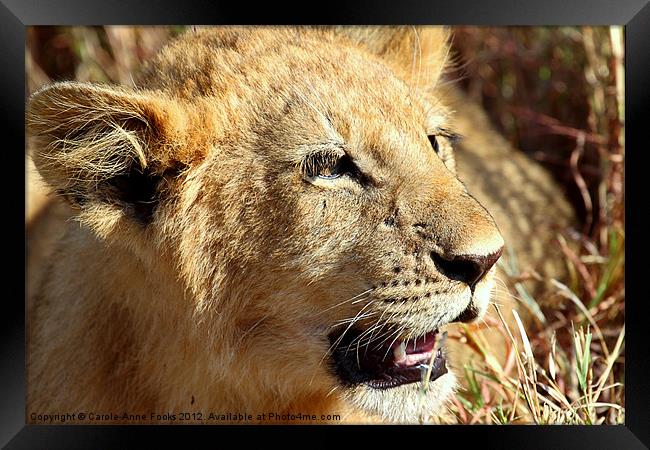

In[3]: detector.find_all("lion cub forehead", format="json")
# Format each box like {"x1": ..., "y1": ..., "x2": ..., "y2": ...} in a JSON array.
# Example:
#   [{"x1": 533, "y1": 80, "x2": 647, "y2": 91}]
[
  {"x1": 272, "y1": 89, "x2": 447, "y2": 167},
  {"x1": 139, "y1": 27, "x2": 454, "y2": 165}
]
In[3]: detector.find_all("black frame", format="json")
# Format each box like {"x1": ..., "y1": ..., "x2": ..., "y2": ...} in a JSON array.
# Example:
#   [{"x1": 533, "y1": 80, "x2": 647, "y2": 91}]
[{"x1": 4, "y1": 0, "x2": 648, "y2": 447}]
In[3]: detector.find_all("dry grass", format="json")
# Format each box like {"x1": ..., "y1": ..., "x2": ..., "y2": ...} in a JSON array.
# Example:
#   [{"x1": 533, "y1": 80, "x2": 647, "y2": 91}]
[
  {"x1": 442, "y1": 26, "x2": 625, "y2": 425},
  {"x1": 26, "y1": 26, "x2": 625, "y2": 425},
  {"x1": 26, "y1": 26, "x2": 185, "y2": 94}
]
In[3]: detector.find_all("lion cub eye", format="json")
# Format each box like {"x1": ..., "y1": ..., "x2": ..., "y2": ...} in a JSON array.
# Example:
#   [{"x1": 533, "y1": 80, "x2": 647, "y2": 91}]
[
  {"x1": 428, "y1": 135, "x2": 441, "y2": 154},
  {"x1": 427, "y1": 132, "x2": 460, "y2": 174},
  {"x1": 302, "y1": 151, "x2": 356, "y2": 182},
  {"x1": 427, "y1": 131, "x2": 461, "y2": 159},
  {"x1": 315, "y1": 158, "x2": 345, "y2": 179}
]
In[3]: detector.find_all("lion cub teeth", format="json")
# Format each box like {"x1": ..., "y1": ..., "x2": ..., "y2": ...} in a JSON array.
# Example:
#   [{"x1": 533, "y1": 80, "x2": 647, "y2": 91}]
[{"x1": 393, "y1": 342, "x2": 407, "y2": 364}]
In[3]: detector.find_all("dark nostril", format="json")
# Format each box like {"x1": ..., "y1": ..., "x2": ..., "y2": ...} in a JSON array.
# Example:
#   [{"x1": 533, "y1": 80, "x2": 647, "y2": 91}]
[
  {"x1": 430, "y1": 247, "x2": 503, "y2": 291},
  {"x1": 431, "y1": 253, "x2": 483, "y2": 290}
]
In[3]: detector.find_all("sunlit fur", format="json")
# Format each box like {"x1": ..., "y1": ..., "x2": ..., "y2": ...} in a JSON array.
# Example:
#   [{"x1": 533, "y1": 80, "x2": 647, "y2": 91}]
[{"x1": 27, "y1": 27, "x2": 514, "y2": 423}]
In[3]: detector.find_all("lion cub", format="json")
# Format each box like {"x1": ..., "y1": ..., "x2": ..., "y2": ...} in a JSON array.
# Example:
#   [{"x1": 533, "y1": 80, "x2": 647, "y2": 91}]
[{"x1": 27, "y1": 27, "x2": 573, "y2": 424}]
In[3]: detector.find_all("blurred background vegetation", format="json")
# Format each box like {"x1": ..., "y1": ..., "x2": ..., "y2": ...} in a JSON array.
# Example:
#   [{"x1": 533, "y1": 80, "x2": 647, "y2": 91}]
[
  {"x1": 26, "y1": 26, "x2": 625, "y2": 424},
  {"x1": 450, "y1": 26, "x2": 624, "y2": 425}
]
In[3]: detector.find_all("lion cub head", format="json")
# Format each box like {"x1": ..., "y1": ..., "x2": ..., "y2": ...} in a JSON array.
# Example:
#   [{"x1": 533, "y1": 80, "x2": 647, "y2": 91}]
[{"x1": 28, "y1": 27, "x2": 503, "y2": 422}]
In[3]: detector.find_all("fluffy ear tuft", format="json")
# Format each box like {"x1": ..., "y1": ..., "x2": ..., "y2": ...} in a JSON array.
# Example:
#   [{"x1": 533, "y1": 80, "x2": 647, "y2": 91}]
[
  {"x1": 27, "y1": 82, "x2": 187, "y2": 224},
  {"x1": 336, "y1": 26, "x2": 451, "y2": 91}
]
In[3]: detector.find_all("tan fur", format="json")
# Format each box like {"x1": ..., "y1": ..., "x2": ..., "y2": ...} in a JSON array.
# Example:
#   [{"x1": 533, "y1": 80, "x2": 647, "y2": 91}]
[{"x1": 26, "y1": 26, "x2": 574, "y2": 424}]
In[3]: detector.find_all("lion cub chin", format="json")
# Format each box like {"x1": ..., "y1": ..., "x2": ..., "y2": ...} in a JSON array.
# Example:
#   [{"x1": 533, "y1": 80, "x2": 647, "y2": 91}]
[
  {"x1": 344, "y1": 374, "x2": 456, "y2": 423},
  {"x1": 27, "y1": 26, "x2": 505, "y2": 424}
]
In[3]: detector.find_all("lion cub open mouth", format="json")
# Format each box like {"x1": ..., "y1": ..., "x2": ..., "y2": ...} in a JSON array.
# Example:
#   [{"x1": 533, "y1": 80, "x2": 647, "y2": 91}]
[{"x1": 329, "y1": 328, "x2": 449, "y2": 390}]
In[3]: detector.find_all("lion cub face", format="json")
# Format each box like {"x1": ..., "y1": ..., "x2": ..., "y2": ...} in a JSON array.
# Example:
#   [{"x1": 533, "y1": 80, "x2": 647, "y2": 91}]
[
  {"x1": 28, "y1": 27, "x2": 503, "y2": 422},
  {"x1": 261, "y1": 66, "x2": 504, "y2": 421}
]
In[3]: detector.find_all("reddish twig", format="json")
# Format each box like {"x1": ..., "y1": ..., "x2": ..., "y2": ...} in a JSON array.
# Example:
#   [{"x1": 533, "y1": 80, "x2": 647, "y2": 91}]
[
  {"x1": 509, "y1": 106, "x2": 607, "y2": 145},
  {"x1": 557, "y1": 235, "x2": 597, "y2": 299},
  {"x1": 570, "y1": 132, "x2": 594, "y2": 235}
]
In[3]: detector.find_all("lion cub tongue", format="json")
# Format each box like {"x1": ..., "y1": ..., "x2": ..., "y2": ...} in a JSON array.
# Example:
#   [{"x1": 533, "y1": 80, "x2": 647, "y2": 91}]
[{"x1": 392, "y1": 330, "x2": 438, "y2": 367}]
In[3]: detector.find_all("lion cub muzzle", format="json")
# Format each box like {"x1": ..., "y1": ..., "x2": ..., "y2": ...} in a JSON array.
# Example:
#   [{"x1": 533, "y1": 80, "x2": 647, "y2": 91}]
[
  {"x1": 430, "y1": 246, "x2": 503, "y2": 322},
  {"x1": 328, "y1": 193, "x2": 504, "y2": 395}
]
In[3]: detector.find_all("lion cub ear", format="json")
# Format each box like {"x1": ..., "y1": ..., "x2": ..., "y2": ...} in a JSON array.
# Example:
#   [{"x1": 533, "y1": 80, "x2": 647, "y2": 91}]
[
  {"x1": 338, "y1": 26, "x2": 451, "y2": 91},
  {"x1": 27, "y1": 82, "x2": 188, "y2": 225}
]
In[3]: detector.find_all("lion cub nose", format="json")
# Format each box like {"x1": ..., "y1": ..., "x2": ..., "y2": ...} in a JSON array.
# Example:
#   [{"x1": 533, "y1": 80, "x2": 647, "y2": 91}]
[{"x1": 430, "y1": 247, "x2": 503, "y2": 291}]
